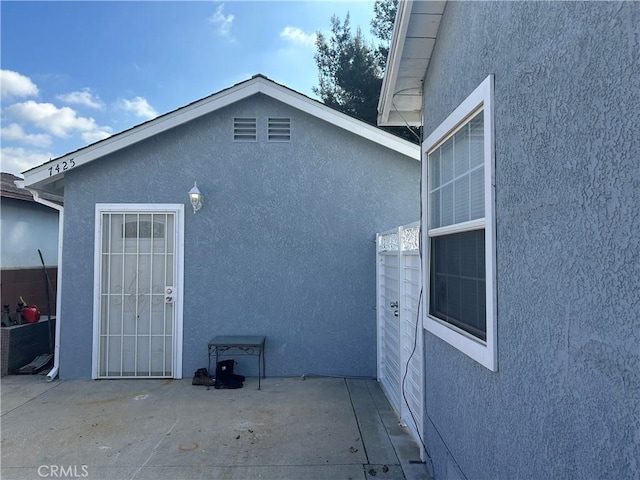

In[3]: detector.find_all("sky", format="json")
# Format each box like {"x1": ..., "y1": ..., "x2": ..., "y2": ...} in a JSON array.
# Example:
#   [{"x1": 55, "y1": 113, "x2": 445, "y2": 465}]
[{"x1": 0, "y1": 0, "x2": 379, "y2": 177}]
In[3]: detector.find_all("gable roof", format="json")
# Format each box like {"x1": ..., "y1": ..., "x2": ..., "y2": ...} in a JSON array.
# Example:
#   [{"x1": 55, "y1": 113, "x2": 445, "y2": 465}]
[
  {"x1": 377, "y1": 0, "x2": 446, "y2": 126},
  {"x1": 22, "y1": 74, "x2": 420, "y2": 194}
]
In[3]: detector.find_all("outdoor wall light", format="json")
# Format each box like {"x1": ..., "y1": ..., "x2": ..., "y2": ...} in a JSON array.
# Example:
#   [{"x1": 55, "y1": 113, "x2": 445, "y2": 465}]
[{"x1": 189, "y1": 182, "x2": 203, "y2": 214}]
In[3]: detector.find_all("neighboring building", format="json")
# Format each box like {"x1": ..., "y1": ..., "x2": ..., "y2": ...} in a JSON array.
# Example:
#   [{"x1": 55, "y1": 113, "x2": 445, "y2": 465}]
[
  {"x1": 378, "y1": 1, "x2": 639, "y2": 478},
  {"x1": 20, "y1": 75, "x2": 421, "y2": 380},
  {"x1": 1, "y1": 172, "x2": 61, "y2": 316}
]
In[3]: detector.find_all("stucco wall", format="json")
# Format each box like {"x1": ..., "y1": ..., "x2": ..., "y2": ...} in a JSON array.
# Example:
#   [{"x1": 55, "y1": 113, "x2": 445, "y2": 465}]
[
  {"x1": 1, "y1": 198, "x2": 59, "y2": 268},
  {"x1": 420, "y1": 2, "x2": 639, "y2": 479},
  {"x1": 59, "y1": 93, "x2": 420, "y2": 380}
]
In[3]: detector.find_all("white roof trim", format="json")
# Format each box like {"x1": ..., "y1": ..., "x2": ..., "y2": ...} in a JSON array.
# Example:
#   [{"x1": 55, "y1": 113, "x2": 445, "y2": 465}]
[
  {"x1": 22, "y1": 75, "x2": 419, "y2": 190},
  {"x1": 378, "y1": 0, "x2": 416, "y2": 126},
  {"x1": 378, "y1": 0, "x2": 447, "y2": 127}
]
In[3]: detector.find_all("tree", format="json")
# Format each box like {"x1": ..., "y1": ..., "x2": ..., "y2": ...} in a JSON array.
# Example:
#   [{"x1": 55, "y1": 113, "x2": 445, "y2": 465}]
[
  {"x1": 313, "y1": 0, "x2": 418, "y2": 143},
  {"x1": 370, "y1": 0, "x2": 398, "y2": 69},
  {"x1": 313, "y1": 14, "x2": 382, "y2": 126}
]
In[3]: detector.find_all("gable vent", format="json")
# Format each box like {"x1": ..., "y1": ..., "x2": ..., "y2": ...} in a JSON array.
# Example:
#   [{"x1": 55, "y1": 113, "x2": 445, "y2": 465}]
[
  {"x1": 268, "y1": 118, "x2": 291, "y2": 142},
  {"x1": 234, "y1": 117, "x2": 257, "y2": 141}
]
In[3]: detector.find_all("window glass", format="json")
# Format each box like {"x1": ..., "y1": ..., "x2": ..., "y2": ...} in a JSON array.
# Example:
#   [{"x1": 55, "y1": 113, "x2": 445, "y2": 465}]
[
  {"x1": 430, "y1": 229, "x2": 486, "y2": 340},
  {"x1": 428, "y1": 111, "x2": 484, "y2": 230}
]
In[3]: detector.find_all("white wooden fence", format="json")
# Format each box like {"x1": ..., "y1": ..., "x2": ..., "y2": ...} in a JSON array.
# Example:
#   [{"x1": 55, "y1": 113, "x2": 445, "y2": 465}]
[{"x1": 376, "y1": 222, "x2": 425, "y2": 459}]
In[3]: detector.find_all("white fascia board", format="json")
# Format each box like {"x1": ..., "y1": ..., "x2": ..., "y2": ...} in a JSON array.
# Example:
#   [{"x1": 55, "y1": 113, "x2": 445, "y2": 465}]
[
  {"x1": 380, "y1": 110, "x2": 423, "y2": 127},
  {"x1": 378, "y1": 0, "x2": 414, "y2": 126},
  {"x1": 262, "y1": 82, "x2": 419, "y2": 160}
]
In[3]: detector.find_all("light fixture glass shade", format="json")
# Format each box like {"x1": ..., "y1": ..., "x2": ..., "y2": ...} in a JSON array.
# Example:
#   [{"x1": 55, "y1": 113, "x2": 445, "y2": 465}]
[{"x1": 189, "y1": 182, "x2": 203, "y2": 214}]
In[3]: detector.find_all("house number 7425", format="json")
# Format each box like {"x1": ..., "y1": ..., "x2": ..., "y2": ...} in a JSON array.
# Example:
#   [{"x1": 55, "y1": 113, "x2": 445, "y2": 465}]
[{"x1": 48, "y1": 159, "x2": 76, "y2": 176}]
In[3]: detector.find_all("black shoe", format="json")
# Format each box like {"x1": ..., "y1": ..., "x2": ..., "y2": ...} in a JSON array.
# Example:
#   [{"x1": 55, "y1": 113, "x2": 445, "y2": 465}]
[
  {"x1": 214, "y1": 378, "x2": 243, "y2": 389},
  {"x1": 215, "y1": 360, "x2": 245, "y2": 383}
]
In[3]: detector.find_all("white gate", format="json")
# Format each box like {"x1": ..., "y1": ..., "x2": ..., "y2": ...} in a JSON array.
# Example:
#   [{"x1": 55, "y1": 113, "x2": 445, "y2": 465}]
[{"x1": 376, "y1": 223, "x2": 425, "y2": 458}]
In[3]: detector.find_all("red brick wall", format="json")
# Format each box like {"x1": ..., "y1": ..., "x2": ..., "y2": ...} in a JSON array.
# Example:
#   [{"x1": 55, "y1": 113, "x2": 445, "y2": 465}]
[{"x1": 1, "y1": 267, "x2": 58, "y2": 317}]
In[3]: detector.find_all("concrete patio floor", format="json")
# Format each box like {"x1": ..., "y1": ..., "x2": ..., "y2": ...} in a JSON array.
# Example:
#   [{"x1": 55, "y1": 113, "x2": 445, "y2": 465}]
[{"x1": 1, "y1": 375, "x2": 430, "y2": 480}]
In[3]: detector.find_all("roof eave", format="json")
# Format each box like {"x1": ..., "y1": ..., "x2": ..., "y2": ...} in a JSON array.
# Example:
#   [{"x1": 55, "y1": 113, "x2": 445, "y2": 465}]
[
  {"x1": 378, "y1": 0, "x2": 417, "y2": 127},
  {"x1": 377, "y1": 0, "x2": 447, "y2": 128}
]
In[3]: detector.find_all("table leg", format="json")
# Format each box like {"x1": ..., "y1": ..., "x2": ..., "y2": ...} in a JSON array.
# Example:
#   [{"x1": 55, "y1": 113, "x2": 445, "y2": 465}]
[{"x1": 206, "y1": 346, "x2": 212, "y2": 390}]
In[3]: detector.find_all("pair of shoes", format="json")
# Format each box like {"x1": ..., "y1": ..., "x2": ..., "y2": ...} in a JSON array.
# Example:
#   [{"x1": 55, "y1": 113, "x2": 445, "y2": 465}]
[{"x1": 192, "y1": 368, "x2": 214, "y2": 386}]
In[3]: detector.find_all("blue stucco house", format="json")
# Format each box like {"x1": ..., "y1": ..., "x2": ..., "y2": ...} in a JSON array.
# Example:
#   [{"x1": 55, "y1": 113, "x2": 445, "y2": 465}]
[
  {"x1": 20, "y1": 75, "x2": 421, "y2": 381},
  {"x1": 378, "y1": 1, "x2": 639, "y2": 478}
]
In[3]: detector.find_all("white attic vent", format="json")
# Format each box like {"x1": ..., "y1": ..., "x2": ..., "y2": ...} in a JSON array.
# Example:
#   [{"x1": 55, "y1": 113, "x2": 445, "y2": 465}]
[
  {"x1": 234, "y1": 117, "x2": 257, "y2": 141},
  {"x1": 268, "y1": 118, "x2": 291, "y2": 142}
]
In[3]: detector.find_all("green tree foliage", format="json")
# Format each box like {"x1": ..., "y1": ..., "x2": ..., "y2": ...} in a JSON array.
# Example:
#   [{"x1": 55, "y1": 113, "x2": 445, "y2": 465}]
[
  {"x1": 313, "y1": 14, "x2": 382, "y2": 126},
  {"x1": 313, "y1": 0, "x2": 419, "y2": 143},
  {"x1": 370, "y1": 0, "x2": 398, "y2": 68}
]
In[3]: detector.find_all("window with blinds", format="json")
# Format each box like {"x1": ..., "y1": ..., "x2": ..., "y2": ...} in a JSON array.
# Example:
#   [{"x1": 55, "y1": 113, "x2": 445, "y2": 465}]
[
  {"x1": 422, "y1": 75, "x2": 496, "y2": 371},
  {"x1": 428, "y1": 110, "x2": 486, "y2": 341}
]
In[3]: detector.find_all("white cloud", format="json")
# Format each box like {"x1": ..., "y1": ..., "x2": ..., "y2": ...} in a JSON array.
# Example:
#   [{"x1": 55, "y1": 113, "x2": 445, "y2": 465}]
[
  {"x1": 209, "y1": 4, "x2": 234, "y2": 37},
  {"x1": 82, "y1": 129, "x2": 112, "y2": 144},
  {"x1": 0, "y1": 123, "x2": 52, "y2": 147},
  {"x1": 4, "y1": 100, "x2": 110, "y2": 139},
  {"x1": 117, "y1": 96, "x2": 158, "y2": 120},
  {"x1": 0, "y1": 147, "x2": 55, "y2": 176},
  {"x1": 57, "y1": 88, "x2": 104, "y2": 109},
  {"x1": 0, "y1": 70, "x2": 39, "y2": 100},
  {"x1": 280, "y1": 26, "x2": 317, "y2": 47}
]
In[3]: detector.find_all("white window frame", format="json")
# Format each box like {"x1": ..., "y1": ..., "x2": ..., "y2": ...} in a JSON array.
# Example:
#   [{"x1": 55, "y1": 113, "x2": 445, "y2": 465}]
[{"x1": 421, "y1": 75, "x2": 497, "y2": 371}]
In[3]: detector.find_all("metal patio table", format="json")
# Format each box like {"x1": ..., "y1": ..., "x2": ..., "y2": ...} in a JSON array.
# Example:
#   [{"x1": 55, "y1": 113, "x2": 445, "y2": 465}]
[{"x1": 207, "y1": 335, "x2": 265, "y2": 389}]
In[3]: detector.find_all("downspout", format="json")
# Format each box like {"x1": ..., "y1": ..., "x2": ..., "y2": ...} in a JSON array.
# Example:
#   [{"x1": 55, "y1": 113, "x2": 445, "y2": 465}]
[{"x1": 17, "y1": 182, "x2": 64, "y2": 382}]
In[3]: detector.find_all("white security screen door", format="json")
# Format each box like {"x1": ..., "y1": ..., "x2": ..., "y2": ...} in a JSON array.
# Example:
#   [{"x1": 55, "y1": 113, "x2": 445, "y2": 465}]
[{"x1": 94, "y1": 205, "x2": 183, "y2": 378}]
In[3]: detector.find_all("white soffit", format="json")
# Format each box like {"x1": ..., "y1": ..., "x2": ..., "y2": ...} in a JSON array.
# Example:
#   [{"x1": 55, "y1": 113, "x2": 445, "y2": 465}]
[
  {"x1": 22, "y1": 75, "x2": 420, "y2": 193},
  {"x1": 378, "y1": 0, "x2": 446, "y2": 127}
]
